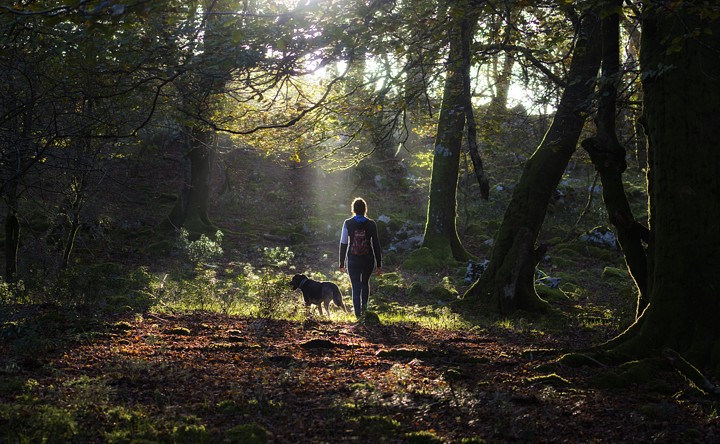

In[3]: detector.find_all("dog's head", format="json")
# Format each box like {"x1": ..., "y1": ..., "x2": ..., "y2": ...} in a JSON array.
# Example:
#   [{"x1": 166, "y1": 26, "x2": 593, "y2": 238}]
[{"x1": 288, "y1": 274, "x2": 307, "y2": 290}]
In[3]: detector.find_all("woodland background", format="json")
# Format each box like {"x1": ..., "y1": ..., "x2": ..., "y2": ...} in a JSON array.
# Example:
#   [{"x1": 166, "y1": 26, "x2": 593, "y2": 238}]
[{"x1": 1, "y1": 0, "x2": 719, "y2": 442}]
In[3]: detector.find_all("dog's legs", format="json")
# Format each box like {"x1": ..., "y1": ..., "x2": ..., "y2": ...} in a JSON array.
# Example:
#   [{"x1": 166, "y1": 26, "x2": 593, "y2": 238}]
[
  {"x1": 334, "y1": 291, "x2": 348, "y2": 312},
  {"x1": 317, "y1": 304, "x2": 324, "y2": 316}
]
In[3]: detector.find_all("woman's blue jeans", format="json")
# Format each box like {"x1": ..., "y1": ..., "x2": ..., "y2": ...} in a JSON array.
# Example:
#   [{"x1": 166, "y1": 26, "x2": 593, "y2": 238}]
[{"x1": 347, "y1": 255, "x2": 375, "y2": 320}]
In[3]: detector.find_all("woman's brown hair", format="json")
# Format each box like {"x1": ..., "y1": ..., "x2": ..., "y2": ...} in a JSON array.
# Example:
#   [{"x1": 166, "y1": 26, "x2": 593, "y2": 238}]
[{"x1": 351, "y1": 197, "x2": 367, "y2": 216}]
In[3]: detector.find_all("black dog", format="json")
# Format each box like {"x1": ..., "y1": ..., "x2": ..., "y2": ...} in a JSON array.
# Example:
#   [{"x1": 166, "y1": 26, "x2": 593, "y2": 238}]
[{"x1": 288, "y1": 274, "x2": 349, "y2": 315}]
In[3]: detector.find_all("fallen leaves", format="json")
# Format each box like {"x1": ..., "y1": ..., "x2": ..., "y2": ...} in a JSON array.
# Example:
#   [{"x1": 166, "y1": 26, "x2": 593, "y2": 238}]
[{"x1": 2, "y1": 310, "x2": 720, "y2": 443}]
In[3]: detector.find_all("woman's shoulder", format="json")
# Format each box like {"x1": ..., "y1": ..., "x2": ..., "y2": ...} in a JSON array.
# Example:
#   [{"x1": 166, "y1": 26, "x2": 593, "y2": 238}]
[{"x1": 366, "y1": 219, "x2": 378, "y2": 229}]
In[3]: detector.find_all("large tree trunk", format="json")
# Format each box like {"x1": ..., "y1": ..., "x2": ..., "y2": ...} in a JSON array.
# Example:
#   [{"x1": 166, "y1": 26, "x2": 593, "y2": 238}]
[
  {"x1": 581, "y1": 0, "x2": 649, "y2": 318},
  {"x1": 3, "y1": 130, "x2": 24, "y2": 283},
  {"x1": 167, "y1": 127, "x2": 216, "y2": 234},
  {"x1": 422, "y1": 2, "x2": 478, "y2": 261},
  {"x1": 488, "y1": 52, "x2": 515, "y2": 114},
  {"x1": 606, "y1": 2, "x2": 720, "y2": 375},
  {"x1": 4, "y1": 203, "x2": 19, "y2": 281},
  {"x1": 460, "y1": 7, "x2": 602, "y2": 314},
  {"x1": 462, "y1": 6, "x2": 489, "y2": 202},
  {"x1": 622, "y1": 16, "x2": 647, "y2": 171},
  {"x1": 165, "y1": 0, "x2": 226, "y2": 235}
]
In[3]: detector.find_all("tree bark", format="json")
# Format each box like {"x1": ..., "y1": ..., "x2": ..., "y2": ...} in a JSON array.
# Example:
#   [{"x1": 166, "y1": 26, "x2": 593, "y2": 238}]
[
  {"x1": 461, "y1": 7, "x2": 602, "y2": 314},
  {"x1": 2, "y1": 118, "x2": 27, "y2": 283},
  {"x1": 4, "y1": 206, "x2": 19, "y2": 281},
  {"x1": 166, "y1": 0, "x2": 226, "y2": 235},
  {"x1": 623, "y1": 17, "x2": 647, "y2": 171},
  {"x1": 581, "y1": 0, "x2": 649, "y2": 318},
  {"x1": 422, "y1": 2, "x2": 478, "y2": 261},
  {"x1": 60, "y1": 177, "x2": 84, "y2": 269},
  {"x1": 462, "y1": 7, "x2": 489, "y2": 202},
  {"x1": 167, "y1": 127, "x2": 216, "y2": 234},
  {"x1": 488, "y1": 52, "x2": 515, "y2": 114},
  {"x1": 607, "y1": 1, "x2": 720, "y2": 375}
]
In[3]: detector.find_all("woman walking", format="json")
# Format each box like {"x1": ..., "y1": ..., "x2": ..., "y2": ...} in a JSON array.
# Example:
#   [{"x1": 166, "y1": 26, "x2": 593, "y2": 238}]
[{"x1": 339, "y1": 197, "x2": 382, "y2": 321}]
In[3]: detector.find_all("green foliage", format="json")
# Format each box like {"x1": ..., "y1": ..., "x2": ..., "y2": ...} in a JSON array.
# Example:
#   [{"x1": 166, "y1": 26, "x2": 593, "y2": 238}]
[
  {"x1": 0, "y1": 377, "x2": 24, "y2": 397},
  {"x1": 404, "y1": 430, "x2": 444, "y2": 443},
  {"x1": 375, "y1": 272, "x2": 405, "y2": 297},
  {"x1": 49, "y1": 264, "x2": 154, "y2": 309},
  {"x1": 180, "y1": 266, "x2": 224, "y2": 311},
  {"x1": 430, "y1": 276, "x2": 459, "y2": 301},
  {"x1": 244, "y1": 247, "x2": 297, "y2": 319},
  {"x1": 534, "y1": 284, "x2": 569, "y2": 304},
  {"x1": 0, "y1": 404, "x2": 78, "y2": 443},
  {"x1": 104, "y1": 406, "x2": 161, "y2": 443},
  {"x1": 0, "y1": 280, "x2": 26, "y2": 304},
  {"x1": 262, "y1": 246, "x2": 295, "y2": 267},
  {"x1": 225, "y1": 423, "x2": 269, "y2": 444},
  {"x1": 381, "y1": 304, "x2": 470, "y2": 330},
  {"x1": 150, "y1": 246, "x2": 298, "y2": 318},
  {"x1": 167, "y1": 326, "x2": 192, "y2": 335},
  {"x1": 354, "y1": 415, "x2": 402, "y2": 440},
  {"x1": 601, "y1": 266, "x2": 630, "y2": 281},
  {"x1": 585, "y1": 245, "x2": 622, "y2": 264},
  {"x1": 403, "y1": 248, "x2": 442, "y2": 271},
  {"x1": 7, "y1": 324, "x2": 53, "y2": 360},
  {"x1": 177, "y1": 229, "x2": 224, "y2": 265},
  {"x1": 525, "y1": 373, "x2": 571, "y2": 387},
  {"x1": 253, "y1": 268, "x2": 292, "y2": 319},
  {"x1": 173, "y1": 422, "x2": 210, "y2": 444},
  {"x1": 111, "y1": 321, "x2": 134, "y2": 332}
]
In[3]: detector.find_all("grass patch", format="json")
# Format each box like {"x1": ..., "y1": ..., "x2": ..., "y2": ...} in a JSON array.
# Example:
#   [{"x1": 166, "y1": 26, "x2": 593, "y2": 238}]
[
  {"x1": 353, "y1": 415, "x2": 402, "y2": 440},
  {"x1": 0, "y1": 404, "x2": 78, "y2": 443}
]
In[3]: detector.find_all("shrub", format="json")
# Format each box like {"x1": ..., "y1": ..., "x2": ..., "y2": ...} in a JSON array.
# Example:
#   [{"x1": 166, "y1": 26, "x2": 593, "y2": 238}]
[
  {"x1": 50, "y1": 263, "x2": 154, "y2": 309},
  {"x1": 177, "y1": 228, "x2": 224, "y2": 265},
  {"x1": 225, "y1": 423, "x2": 269, "y2": 444},
  {"x1": 253, "y1": 268, "x2": 291, "y2": 319},
  {"x1": 0, "y1": 404, "x2": 78, "y2": 443},
  {"x1": 0, "y1": 279, "x2": 26, "y2": 304},
  {"x1": 151, "y1": 247, "x2": 297, "y2": 317}
]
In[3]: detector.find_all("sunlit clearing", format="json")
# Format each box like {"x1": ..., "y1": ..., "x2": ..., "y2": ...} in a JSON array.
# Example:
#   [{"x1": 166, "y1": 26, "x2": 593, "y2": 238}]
[{"x1": 380, "y1": 306, "x2": 473, "y2": 331}]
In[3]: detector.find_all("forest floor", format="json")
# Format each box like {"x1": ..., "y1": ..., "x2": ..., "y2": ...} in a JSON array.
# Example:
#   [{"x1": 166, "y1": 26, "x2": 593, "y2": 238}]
[
  {"x1": 1, "y1": 304, "x2": 719, "y2": 443},
  {"x1": 2, "y1": 140, "x2": 719, "y2": 442}
]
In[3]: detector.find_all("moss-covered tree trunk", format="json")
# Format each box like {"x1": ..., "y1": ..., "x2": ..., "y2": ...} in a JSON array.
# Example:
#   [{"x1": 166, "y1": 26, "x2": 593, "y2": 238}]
[
  {"x1": 61, "y1": 176, "x2": 85, "y2": 269},
  {"x1": 166, "y1": 0, "x2": 227, "y2": 235},
  {"x1": 167, "y1": 127, "x2": 216, "y2": 234},
  {"x1": 4, "y1": 196, "x2": 19, "y2": 281},
  {"x1": 460, "y1": 7, "x2": 602, "y2": 314},
  {"x1": 3, "y1": 128, "x2": 24, "y2": 282},
  {"x1": 606, "y1": 2, "x2": 720, "y2": 375},
  {"x1": 581, "y1": 0, "x2": 649, "y2": 318},
  {"x1": 422, "y1": 2, "x2": 478, "y2": 261}
]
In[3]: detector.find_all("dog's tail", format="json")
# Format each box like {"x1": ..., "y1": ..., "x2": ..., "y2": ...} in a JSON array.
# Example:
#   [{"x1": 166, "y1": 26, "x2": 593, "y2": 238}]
[{"x1": 332, "y1": 285, "x2": 350, "y2": 312}]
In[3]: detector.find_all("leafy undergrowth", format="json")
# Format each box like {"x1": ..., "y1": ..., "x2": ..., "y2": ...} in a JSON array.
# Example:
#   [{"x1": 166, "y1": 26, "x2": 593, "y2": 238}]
[{"x1": 1, "y1": 308, "x2": 719, "y2": 443}]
